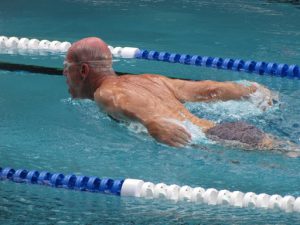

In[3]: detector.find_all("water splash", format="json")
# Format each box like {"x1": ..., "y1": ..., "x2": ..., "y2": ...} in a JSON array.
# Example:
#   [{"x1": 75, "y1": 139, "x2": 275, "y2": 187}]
[
  {"x1": 126, "y1": 122, "x2": 148, "y2": 134},
  {"x1": 181, "y1": 120, "x2": 215, "y2": 145},
  {"x1": 61, "y1": 98, "x2": 108, "y2": 120},
  {"x1": 125, "y1": 119, "x2": 214, "y2": 146},
  {"x1": 185, "y1": 81, "x2": 279, "y2": 123},
  {"x1": 247, "y1": 81, "x2": 279, "y2": 112}
]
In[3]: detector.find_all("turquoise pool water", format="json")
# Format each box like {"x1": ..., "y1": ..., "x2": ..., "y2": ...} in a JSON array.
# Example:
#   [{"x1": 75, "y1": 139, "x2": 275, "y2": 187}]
[{"x1": 1, "y1": 0, "x2": 300, "y2": 224}]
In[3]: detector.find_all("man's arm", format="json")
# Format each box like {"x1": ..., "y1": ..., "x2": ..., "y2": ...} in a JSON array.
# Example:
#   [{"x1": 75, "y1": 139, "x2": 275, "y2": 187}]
[
  {"x1": 144, "y1": 117, "x2": 192, "y2": 147},
  {"x1": 163, "y1": 78, "x2": 257, "y2": 102}
]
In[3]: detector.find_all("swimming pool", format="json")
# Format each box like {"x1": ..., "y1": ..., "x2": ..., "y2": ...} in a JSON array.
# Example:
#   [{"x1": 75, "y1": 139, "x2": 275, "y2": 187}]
[{"x1": 1, "y1": 0, "x2": 300, "y2": 224}]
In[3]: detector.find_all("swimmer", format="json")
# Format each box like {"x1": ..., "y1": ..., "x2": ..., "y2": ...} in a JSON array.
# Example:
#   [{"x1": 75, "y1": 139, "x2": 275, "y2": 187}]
[{"x1": 63, "y1": 37, "x2": 289, "y2": 151}]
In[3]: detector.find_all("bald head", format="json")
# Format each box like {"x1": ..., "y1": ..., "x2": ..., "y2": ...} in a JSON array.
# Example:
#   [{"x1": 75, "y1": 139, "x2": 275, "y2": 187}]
[
  {"x1": 64, "y1": 37, "x2": 116, "y2": 99},
  {"x1": 67, "y1": 37, "x2": 113, "y2": 71}
]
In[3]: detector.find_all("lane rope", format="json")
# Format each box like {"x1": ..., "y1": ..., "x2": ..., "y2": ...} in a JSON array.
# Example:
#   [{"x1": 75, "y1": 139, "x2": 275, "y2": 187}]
[
  {"x1": 0, "y1": 35, "x2": 299, "y2": 79},
  {"x1": 1, "y1": 166, "x2": 300, "y2": 213}
]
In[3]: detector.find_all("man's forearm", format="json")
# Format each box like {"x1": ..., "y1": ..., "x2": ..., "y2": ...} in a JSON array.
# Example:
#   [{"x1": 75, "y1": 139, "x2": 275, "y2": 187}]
[
  {"x1": 213, "y1": 82, "x2": 257, "y2": 101},
  {"x1": 169, "y1": 79, "x2": 257, "y2": 102}
]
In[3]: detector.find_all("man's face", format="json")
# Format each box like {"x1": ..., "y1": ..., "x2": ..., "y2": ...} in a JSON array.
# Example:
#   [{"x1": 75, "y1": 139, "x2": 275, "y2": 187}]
[{"x1": 63, "y1": 55, "x2": 82, "y2": 98}]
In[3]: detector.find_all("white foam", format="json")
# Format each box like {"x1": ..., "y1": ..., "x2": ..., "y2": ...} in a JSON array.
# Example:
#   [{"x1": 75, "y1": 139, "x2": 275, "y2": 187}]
[
  {"x1": 61, "y1": 98, "x2": 107, "y2": 121},
  {"x1": 125, "y1": 119, "x2": 213, "y2": 146},
  {"x1": 247, "y1": 82, "x2": 279, "y2": 111},
  {"x1": 185, "y1": 101, "x2": 264, "y2": 122},
  {"x1": 181, "y1": 120, "x2": 214, "y2": 145},
  {"x1": 127, "y1": 122, "x2": 148, "y2": 134}
]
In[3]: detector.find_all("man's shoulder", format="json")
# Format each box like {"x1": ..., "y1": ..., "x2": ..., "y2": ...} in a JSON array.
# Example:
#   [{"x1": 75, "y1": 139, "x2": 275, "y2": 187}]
[
  {"x1": 93, "y1": 77, "x2": 131, "y2": 103},
  {"x1": 94, "y1": 73, "x2": 169, "y2": 101},
  {"x1": 120, "y1": 73, "x2": 166, "y2": 79},
  {"x1": 101, "y1": 74, "x2": 167, "y2": 86},
  {"x1": 93, "y1": 78, "x2": 117, "y2": 102}
]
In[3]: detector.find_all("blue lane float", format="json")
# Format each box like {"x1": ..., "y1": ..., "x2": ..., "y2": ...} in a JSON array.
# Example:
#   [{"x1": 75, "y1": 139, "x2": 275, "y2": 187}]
[
  {"x1": 1, "y1": 166, "x2": 300, "y2": 213},
  {"x1": 0, "y1": 167, "x2": 123, "y2": 196},
  {"x1": 134, "y1": 49, "x2": 299, "y2": 78}
]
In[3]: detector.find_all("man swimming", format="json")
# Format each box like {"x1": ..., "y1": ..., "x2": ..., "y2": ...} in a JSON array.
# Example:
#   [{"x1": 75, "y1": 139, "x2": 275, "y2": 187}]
[{"x1": 63, "y1": 37, "x2": 283, "y2": 150}]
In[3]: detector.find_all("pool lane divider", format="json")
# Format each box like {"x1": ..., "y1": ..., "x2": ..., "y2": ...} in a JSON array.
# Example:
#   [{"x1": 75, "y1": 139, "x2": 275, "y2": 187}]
[
  {"x1": 0, "y1": 61, "x2": 64, "y2": 75},
  {"x1": 0, "y1": 35, "x2": 299, "y2": 79},
  {"x1": 0, "y1": 61, "x2": 193, "y2": 82},
  {"x1": 0, "y1": 61, "x2": 129, "y2": 76},
  {"x1": 1, "y1": 167, "x2": 300, "y2": 213}
]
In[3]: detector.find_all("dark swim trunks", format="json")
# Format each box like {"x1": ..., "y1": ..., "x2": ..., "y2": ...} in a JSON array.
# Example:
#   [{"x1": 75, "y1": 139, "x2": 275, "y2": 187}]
[{"x1": 206, "y1": 121, "x2": 265, "y2": 148}]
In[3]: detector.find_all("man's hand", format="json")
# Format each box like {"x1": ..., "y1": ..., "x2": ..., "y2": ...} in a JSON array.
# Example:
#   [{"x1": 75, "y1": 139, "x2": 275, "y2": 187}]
[
  {"x1": 247, "y1": 82, "x2": 278, "y2": 111},
  {"x1": 145, "y1": 118, "x2": 192, "y2": 147}
]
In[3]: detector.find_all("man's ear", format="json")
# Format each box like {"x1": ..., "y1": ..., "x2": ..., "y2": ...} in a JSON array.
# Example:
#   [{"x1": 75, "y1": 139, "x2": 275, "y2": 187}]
[{"x1": 80, "y1": 63, "x2": 89, "y2": 80}]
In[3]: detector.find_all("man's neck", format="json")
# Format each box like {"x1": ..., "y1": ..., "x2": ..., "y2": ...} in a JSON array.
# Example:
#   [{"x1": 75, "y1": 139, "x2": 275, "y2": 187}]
[{"x1": 89, "y1": 71, "x2": 117, "y2": 99}]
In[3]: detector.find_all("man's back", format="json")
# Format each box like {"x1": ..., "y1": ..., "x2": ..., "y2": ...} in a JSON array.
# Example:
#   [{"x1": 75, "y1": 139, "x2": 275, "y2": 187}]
[
  {"x1": 94, "y1": 74, "x2": 204, "y2": 124},
  {"x1": 94, "y1": 74, "x2": 217, "y2": 146}
]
